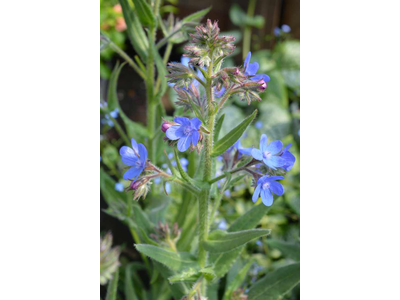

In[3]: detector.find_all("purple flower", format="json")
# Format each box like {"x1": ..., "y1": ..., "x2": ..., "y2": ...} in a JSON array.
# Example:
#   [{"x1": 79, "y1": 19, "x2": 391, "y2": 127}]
[
  {"x1": 252, "y1": 175, "x2": 284, "y2": 206},
  {"x1": 244, "y1": 52, "x2": 270, "y2": 83},
  {"x1": 280, "y1": 143, "x2": 296, "y2": 171},
  {"x1": 251, "y1": 134, "x2": 286, "y2": 170},
  {"x1": 281, "y1": 24, "x2": 291, "y2": 33},
  {"x1": 166, "y1": 117, "x2": 202, "y2": 152},
  {"x1": 119, "y1": 138, "x2": 148, "y2": 181}
]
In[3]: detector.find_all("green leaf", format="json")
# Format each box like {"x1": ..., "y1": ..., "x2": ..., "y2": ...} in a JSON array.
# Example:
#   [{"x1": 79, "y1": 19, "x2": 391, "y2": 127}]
[
  {"x1": 131, "y1": 204, "x2": 154, "y2": 234},
  {"x1": 212, "y1": 110, "x2": 257, "y2": 157},
  {"x1": 153, "y1": 261, "x2": 189, "y2": 299},
  {"x1": 266, "y1": 240, "x2": 300, "y2": 261},
  {"x1": 229, "y1": 4, "x2": 264, "y2": 28},
  {"x1": 125, "y1": 265, "x2": 139, "y2": 300},
  {"x1": 105, "y1": 267, "x2": 119, "y2": 300},
  {"x1": 228, "y1": 204, "x2": 270, "y2": 232},
  {"x1": 203, "y1": 229, "x2": 270, "y2": 253},
  {"x1": 135, "y1": 244, "x2": 199, "y2": 271},
  {"x1": 213, "y1": 113, "x2": 225, "y2": 144},
  {"x1": 118, "y1": 0, "x2": 148, "y2": 61},
  {"x1": 100, "y1": 168, "x2": 128, "y2": 218},
  {"x1": 168, "y1": 268, "x2": 199, "y2": 284},
  {"x1": 154, "y1": 44, "x2": 168, "y2": 98},
  {"x1": 223, "y1": 259, "x2": 253, "y2": 300},
  {"x1": 131, "y1": 0, "x2": 155, "y2": 27},
  {"x1": 107, "y1": 62, "x2": 148, "y2": 139},
  {"x1": 247, "y1": 263, "x2": 300, "y2": 300},
  {"x1": 174, "y1": 148, "x2": 197, "y2": 185},
  {"x1": 182, "y1": 6, "x2": 211, "y2": 23},
  {"x1": 209, "y1": 204, "x2": 270, "y2": 278}
]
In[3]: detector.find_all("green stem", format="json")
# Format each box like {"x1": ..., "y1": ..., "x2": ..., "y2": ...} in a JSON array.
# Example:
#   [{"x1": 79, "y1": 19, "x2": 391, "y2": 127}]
[
  {"x1": 109, "y1": 115, "x2": 130, "y2": 146},
  {"x1": 243, "y1": 0, "x2": 257, "y2": 59},
  {"x1": 109, "y1": 42, "x2": 146, "y2": 79},
  {"x1": 146, "y1": 25, "x2": 157, "y2": 163}
]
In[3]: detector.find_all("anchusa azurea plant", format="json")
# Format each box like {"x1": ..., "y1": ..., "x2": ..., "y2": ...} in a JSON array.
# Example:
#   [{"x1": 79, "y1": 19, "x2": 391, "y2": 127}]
[{"x1": 101, "y1": 5, "x2": 299, "y2": 298}]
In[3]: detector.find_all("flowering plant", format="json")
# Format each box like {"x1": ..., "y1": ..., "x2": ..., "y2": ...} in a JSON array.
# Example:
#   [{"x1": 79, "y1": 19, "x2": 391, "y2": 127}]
[{"x1": 101, "y1": 3, "x2": 299, "y2": 299}]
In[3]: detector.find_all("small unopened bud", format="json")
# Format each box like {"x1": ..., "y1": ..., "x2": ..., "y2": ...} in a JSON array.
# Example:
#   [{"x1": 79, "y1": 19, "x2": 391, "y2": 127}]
[
  {"x1": 129, "y1": 181, "x2": 141, "y2": 190},
  {"x1": 198, "y1": 132, "x2": 203, "y2": 142},
  {"x1": 161, "y1": 122, "x2": 171, "y2": 133},
  {"x1": 258, "y1": 79, "x2": 267, "y2": 91},
  {"x1": 233, "y1": 67, "x2": 239, "y2": 75}
]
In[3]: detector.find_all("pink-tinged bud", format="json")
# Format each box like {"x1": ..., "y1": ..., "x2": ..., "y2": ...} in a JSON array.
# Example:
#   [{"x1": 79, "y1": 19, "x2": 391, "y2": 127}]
[
  {"x1": 129, "y1": 181, "x2": 141, "y2": 190},
  {"x1": 233, "y1": 68, "x2": 239, "y2": 75},
  {"x1": 161, "y1": 122, "x2": 172, "y2": 133},
  {"x1": 258, "y1": 80, "x2": 267, "y2": 91},
  {"x1": 198, "y1": 132, "x2": 203, "y2": 142}
]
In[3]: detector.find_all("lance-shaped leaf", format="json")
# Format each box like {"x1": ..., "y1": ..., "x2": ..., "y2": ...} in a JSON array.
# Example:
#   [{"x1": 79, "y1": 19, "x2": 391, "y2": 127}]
[
  {"x1": 125, "y1": 265, "x2": 139, "y2": 300},
  {"x1": 182, "y1": 6, "x2": 211, "y2": 23},
  {"x1": 213, "y1": 113, "x2": 225, "y2": 144},
  {"x1": 211, "y1": 110, "x2": 257, "y2": 157},
  {"x1": 135, "y1": 244, "x2": 199, "y2": 271},
  {"x1": 105, "y1": 267, "x2": 119, "y2": 300},
  {"x1": 247, "y1": 263, "x2": 300, "y2": 300},
  {"x1": 168, "y1": 268, "x2": 199, "y2": 284},
  {"x1": 209, "y1": 204, "x2": 271, "y2": 278},
  {"x1": 153, "y1": 43, "x2": 168, "y2": 98},
  {"x1": 118, "y1": 0, "x2": 148, "y2": 61},
  {"x1": 266, "y1": 240, "x2": 300, "y2": 261},
  {"x1": 107, "y1": 62, "x2": 148, "y2": 139},
  {"x1": 153, "y1": 261, "x2": 189, "y2": 299},
  {"x1": 203, "y1": 229, "x2": 271, "y2": 254},
  {"x1": 131, "y1": 0, "x2": 155, "y2": 27},
  {"x1": 223, "y1": 259, "x2": 254, "y2": 300}
]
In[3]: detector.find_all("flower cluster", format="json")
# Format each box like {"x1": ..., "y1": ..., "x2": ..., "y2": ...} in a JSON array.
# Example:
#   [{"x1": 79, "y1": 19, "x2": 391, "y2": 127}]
[{"x1": 162, "y1": 117, "x2": 203, "y2": 152}]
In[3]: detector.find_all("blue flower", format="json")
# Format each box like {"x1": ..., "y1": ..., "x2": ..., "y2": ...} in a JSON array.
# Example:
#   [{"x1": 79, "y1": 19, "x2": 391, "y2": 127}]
[
  {"x1": 168, "y1": 152, "x2": 189, "y2": 171},
  {"x1": 166, "y1": 117, "x2": 202, "y2": 152},
  {"x1": 244, "y1": 52, "x2": 270, "y2": 82},
  {"x1": 255, "y1": 121, "x2": 263, "y2": 129},
  {"x1": 218, "y1": 220, "x2": 228, "y2": 230},
  {"x1": 119, "y1": 138, "x2": 148, "y2": 181},
  {"x1": 215, "y1": 86, "x2": 225, "y2": 98},
  {"x1": 252, "y1": 175, "x2": 285, "y2": 206},
  {"x1": 165, "y1": 182, "x2": 171, "y2": 194},
  {"x1": 251, "y1": 134, "x2": 286, "y2": 170},
  {"x1": 115, "y1": 182, "x2": 124, "y2": 192},
  {"x1": 280, "y1": 143, "x2": 296, "y2": 171},
  {"x1": 109, "y1": 108, "x2": 119, "y2": 118},
  {"x1": 274, "y1": 27, "x2": 281, "y2": 36},
  {"x1": 281, "y1": 24, "x2": 291, "y2": 33}
]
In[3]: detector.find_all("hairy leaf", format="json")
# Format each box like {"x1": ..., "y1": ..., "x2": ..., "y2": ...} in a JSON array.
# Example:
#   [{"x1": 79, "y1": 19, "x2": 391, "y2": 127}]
[
  {"x1": 203, "y1": 229, "x2": 270, "y2": 253},
  {"x1": 223, "y1": 259, "x2": 254, "y2": 300},
  {"x1": 266, "y1": 240, "x2": 300, "y2": 261},
  {"x1": 182, "y1": 6, "x2": 211, "y2": 23},
  {"x1": 131, "y1": 0, "x2": 155, "y2": 27},
  {"x1": 247, "y1": 263, "x2": 300, "y2": 300},
  {"x1": 125, "y1": 265, "x2": 139, "y2": 300},
  {"x1": 211, "y1": 110, "x2": 257, "y2": 157},
  {"x1": 213, "y1": 113, "x2": 225, "y2": 144},
  {"x1": 135, "y1": 244, "x2": 198, "y2": 271}
]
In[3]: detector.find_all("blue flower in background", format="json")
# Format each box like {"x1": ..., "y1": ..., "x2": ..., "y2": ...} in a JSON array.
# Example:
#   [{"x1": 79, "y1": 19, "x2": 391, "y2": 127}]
[
  {"x1": 109, "y1": 108, "x2": 119, "y2": 118},
  {"x1": 166, "y1": 117, "x2": 202, "y2": 152},
  {"x1": 215, "y1": 86, "x2": 225, "y2": 98},
  {"x1": 165, "y1": 182, "x2": 171, "y2": 194},
  {"x1": 218, "y1": 219, "x2": 228, "y2": 230},
  {"x1": 274, "y1": 27, "x2": 281, "y2": 36},
  {"x1": 280, "y1": 144, "x2": 296, "y2": 171},
  {"x1": 255, "y1": 121, "x2": 263, "y2": 129},
  {"x1": 119, "y1": 138, "x2": 148, "y2": 181},
  {"x1": 115, "y1": 182, "x2": 124, "y2": 192},
  {"x1": 244, "y1": 52, "x2": 270, "y2": 83},
  {"x1": 281, "y1": 24, "x2": 291, "y2": 33},
  {"x1": 169, "y1": 56, "x2": 203, "y2": 89},
  {"x1": 251, "y1": 134, "x2": 286, "y2": 170},
  {"x1": 252, "y1": 175, "x2": 285, "y2": 206},
  {"x1": 168, "y1": 153, "x2": 189, "y2": 171}
]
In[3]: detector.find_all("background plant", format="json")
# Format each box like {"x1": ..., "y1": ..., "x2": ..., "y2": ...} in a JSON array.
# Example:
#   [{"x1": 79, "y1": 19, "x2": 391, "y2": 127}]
[{"x1": 100, "y1": 1, "x2": 300, "y2": 299}]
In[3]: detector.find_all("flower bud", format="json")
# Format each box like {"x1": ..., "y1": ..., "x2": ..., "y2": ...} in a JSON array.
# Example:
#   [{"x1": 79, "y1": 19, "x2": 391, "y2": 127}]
[
  {"x1": 258, "y1": 79, "x2": 267, "y2": 91},
  {"x1": 129, "y1": 181, "x2": 141, "y2": 190},
  {"x1": 161, "y1": 122, "x2": 172, "y2": 132}
]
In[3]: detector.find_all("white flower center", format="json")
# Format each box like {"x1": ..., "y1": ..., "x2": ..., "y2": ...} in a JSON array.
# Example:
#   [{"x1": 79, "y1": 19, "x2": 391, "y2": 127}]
[
  {"x1": 184, "y1": 125, "x2": 192, "y2": 136},
  {"x1": 262, "y1": 182, "x2": 270, "y2": 190},
  {"x1": 263, "y1": 151, "x2": 272, "y2": 160}
]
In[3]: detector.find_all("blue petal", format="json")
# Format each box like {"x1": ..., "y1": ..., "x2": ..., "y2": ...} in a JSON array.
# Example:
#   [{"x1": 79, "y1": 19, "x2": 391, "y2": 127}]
[
  {"x1": 246, "y1": 62, "x2": 259, "y2": 76},
  {"x1": 252, "y1": 148, "x2": 263, "y2": 161},
  {"x1": 252, "y1": 184, "x2": 261, "y2": 203},
  {"x1": 192, "y1": 130, "x2": 199, "y2": 146},
  {"x1": 269, "y1": 181, "x2": 284, "y2": 196},
  {"x1": 265, "y1": 140, "x2": 283, "y2": 155},
  {"x1": 166, "y1": 125, "x2": 184, "y2": 140},
  {"x1": 177, "y1": 135, "x2": 191, "y2": 152},
  {"x1": 181, "y1": 56, "x2": 190, "y2": 67},
  {"x1": 259, "y1": 134, "x2": 268, "y2": 152},
  {"x1": 120, "y1": 146, "x2": 137, "y2": 166},
  {"x1": 214, "y1": 86, "x2": 225, "y2": 97},
  {"x1": 264, "y1": 176, "x2": 285, "y2": 181},
  {"x1": 266, "y1": 156, "x2": 286, "y2": 169},
  {"x1": 138, "y1": 144, "x2": 148, "y2": 161},
  {"x1": 261, "y1": 189, "x2": 273, "y2": 206},
  {"x1": 123, "y1": 167, "x2": 140, "y2": 181},
  {"x1": 252, "y1": 74, "x2": 271, "y2": 82},
  {"x1": 131, "y1": 138, "x2": 139, "y2": 154},
  {"x1": 244, "y1": 52, "x2": 251, "y2": 67},
  {"x1": 239, "y1": 147, "x2": 253, "y2": 156},
  {"x1": 281, "y1": 150, "x2": 296, "y2": 171},
  {"x1": 174, "y1": 117, "x2": 190, "y2": 125},
  {"x1": 190, "y1": 117, "x2": 202, "y2": 130},
  {"x1": 282, "y1": 143, "x2": 292, "y2": 154}
]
